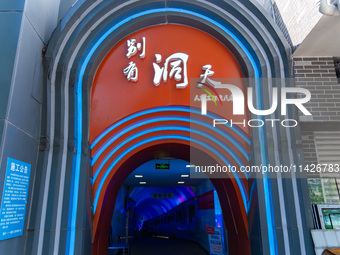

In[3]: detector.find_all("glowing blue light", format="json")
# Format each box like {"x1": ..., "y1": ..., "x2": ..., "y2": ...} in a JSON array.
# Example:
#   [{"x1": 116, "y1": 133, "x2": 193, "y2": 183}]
[
  {"x1": 90, "y1": 106, "x2": 250, "y2": 149},
  {"x1": 214, "y1": 189, "x2": 225, "y2": 251},
  {"x1": 92, "y1": 134, "x2": 249, "y2": 213},
  {"x1": 128, "y1": 186, "x2": 197, "y2": 221},
  {"x1": 91, "y1": 125, "x2": 247, "y2": 183},
  {"x1": 91, "y1": 113, "x2": 250, "y2": 165}
]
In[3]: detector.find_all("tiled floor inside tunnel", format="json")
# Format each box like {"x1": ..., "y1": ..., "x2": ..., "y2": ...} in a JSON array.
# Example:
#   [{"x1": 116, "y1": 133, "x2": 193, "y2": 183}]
[{"x1": 128, "y1": 237, "x2": 209, "y2": 255}]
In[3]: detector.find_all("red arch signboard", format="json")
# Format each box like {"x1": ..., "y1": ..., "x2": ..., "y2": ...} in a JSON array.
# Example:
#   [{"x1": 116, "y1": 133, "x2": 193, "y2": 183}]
[{"x1": 90, "y1": 24, "x2": 248, "y2": 140}]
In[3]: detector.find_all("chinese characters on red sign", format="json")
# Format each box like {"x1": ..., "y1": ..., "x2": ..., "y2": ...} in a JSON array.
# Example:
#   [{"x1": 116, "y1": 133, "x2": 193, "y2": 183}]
[{"x1": 123, "y1": 36, "x2": 216, "y2": 89}]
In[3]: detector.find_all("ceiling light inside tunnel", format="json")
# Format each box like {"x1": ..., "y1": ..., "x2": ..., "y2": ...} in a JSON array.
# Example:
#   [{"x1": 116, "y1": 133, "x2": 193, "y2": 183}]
[
  {"x1": 135, "y1": 175, "x2": 143, "y2": 178},
  {"x1": 181, "y1": 175, "x2": 189, "y2": 178},
  {"x1": 178, "y1": 181, "x2": 185, "y2": 184},
  {"x1": 139, "y1": 182, "x2": 147, "y2": 184}
]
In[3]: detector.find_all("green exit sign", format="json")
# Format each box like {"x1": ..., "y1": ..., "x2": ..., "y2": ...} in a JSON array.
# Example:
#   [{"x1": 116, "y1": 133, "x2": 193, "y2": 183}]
[{"x1": 156, "y1": 163, "x2": 170, "y2": 170}]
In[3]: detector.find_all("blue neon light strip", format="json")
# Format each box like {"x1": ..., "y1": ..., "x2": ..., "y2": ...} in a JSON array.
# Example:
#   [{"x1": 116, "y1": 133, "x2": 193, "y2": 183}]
[
  {"x1": 92, "y1": 134, "x2": 249, "y2": 213},
  {"x1": 72, "y1": 7, "x2": 277, "y2": 255},
  {"x1": 91, "y1": 125, "x2": 247, "y2": 184},
  {"x1": 247, "y1": 181, "x2": 256, "y2": 210},
  {"x1": 90, "y1": 106, "x2": 251, "y2": 149},
  {"x1": 91, "y1": 115, "x2": 250, "y2": 166}
]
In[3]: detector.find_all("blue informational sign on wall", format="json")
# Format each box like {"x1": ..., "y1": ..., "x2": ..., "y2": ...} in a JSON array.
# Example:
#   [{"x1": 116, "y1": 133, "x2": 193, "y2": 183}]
[
  {"x1": 0, "y1": 158, "x2": 31, "y2": 241},
  {"x1": 208, "y1": 227, "x2": 223, "y2": 255}
]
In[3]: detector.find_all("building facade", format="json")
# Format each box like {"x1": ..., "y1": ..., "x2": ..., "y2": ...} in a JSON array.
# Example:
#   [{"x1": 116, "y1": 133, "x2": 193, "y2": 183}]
[{"x1": 0, "y1": 0, "x2": 339, "y2": 254}]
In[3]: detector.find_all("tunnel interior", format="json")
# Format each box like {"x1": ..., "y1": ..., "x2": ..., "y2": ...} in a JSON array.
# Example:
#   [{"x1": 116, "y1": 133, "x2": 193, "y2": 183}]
[{"x1": 108, "y1": 158, "x2": 227, "y2": 254}]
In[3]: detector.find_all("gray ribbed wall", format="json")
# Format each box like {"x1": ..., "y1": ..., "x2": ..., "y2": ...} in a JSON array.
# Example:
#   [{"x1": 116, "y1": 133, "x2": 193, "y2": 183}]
[{"x1": 0, "y1": 0, "x2": 71, "y2": 254}]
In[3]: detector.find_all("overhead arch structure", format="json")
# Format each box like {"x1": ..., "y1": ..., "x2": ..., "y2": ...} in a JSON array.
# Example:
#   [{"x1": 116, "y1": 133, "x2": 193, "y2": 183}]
[{"x1": 39, "y1": 1, "x2": 314, "y2": 255}]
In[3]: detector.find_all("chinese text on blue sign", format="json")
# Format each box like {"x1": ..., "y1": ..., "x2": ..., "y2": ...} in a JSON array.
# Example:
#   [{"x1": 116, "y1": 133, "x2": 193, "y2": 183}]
[{"x1": 0, "y1": 158, "x2": 31, "y2": 240}]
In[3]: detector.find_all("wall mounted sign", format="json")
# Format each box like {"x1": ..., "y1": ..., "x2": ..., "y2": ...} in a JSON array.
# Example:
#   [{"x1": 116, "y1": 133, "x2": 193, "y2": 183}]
[
  {"x1": 0, "y1": 158, "x2": 31, "y2": 240},
  {"x1": 155, "y1": 163, "x2": 170, "y2": 170},
  {"x1": 208, "y1": 226, "x2": 223, "y2": 255},
  {"x1": 151, "y1": 193, "x2": 174, "y2": 199}
]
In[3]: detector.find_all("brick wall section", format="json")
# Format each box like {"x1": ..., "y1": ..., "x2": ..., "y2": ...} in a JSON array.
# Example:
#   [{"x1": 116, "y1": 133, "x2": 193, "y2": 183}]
[
  {"x1": 301, "y1": 131, "x2": 318, "y2": 165},
  {"x1": 294, "y1": 57, "x2": 340, "y2": 122}
]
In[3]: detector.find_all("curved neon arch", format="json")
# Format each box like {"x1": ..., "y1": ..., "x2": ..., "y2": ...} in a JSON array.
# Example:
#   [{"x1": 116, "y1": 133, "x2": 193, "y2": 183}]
[
  {"x1": 92, "y1": 124, "x2": 249, "y2": 183},
  {"x1": 91, "y1": 115, "x2": 249, "y2": 166},
  {"x1": 90, "y1": 106, "x2": 251, "y2": 149},
  {"x1": 92, "y1": 134, "x2": 249, "y2": 213}
]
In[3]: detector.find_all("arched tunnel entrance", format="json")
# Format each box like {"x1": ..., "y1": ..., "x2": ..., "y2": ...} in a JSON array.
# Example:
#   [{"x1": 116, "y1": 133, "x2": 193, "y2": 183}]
[
  {"x1": 112, "y1": 159, "x2": 231, "y2": 255},
  {"x1": 38, "y1": 1, "x2": 312, "y2": 255},
  {"x1": 89, "y1": 23, "x2": 253, "y2": 255},
  {"x1": 91, "y1": 143, "x2": 250, "y2": 255}
]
